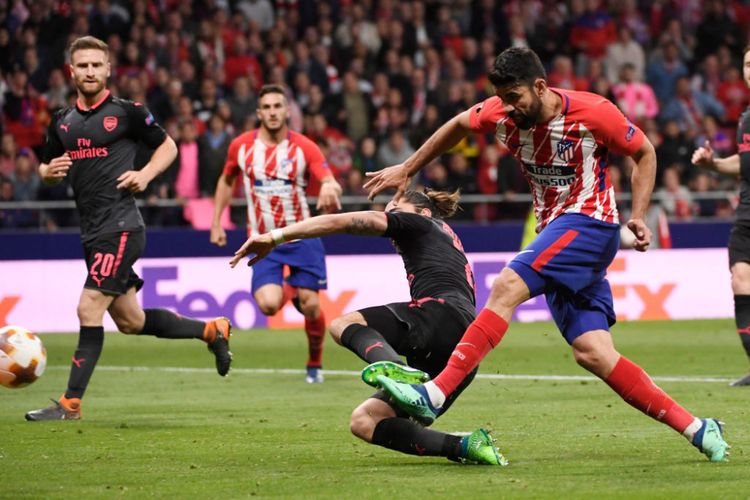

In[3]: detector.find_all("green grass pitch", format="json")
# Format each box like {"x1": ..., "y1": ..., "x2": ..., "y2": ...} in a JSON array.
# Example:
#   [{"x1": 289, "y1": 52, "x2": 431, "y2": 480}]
[{"x1": 1, "y1": 319, "x2": 748, "y2": 499}]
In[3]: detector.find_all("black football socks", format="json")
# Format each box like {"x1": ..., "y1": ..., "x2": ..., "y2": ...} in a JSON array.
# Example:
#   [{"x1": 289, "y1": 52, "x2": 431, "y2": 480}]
[
  {"x1": 139, "y1": 309, "x2": 205, "y2": 340},
  {"x1": 372, "y1": 417, "x2": 462, "y2": 459},
  {"x1": 64, "y1": 326, "x2": 104, "y2": 399},
  {"x1": 734, "y1": 295, "x2": 750, "y2": 360},
  {"x1": 340, "y1": 324, "x2": 401, "y2": 364}
]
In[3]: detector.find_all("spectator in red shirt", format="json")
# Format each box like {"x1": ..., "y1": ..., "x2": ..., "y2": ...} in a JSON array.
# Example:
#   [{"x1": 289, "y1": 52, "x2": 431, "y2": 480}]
[
  {"x1": 223, "y1": 34, "x2": 263, "y2": 89},
  {"x1": 569, "y1": 0, "x2": 616, "y2": 60}
]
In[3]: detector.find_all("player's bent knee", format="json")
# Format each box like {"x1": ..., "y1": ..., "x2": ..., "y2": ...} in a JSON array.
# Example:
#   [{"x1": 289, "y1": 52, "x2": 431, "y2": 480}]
[
  {"x1": 329, "y1": 316, "x2": 352, "y2": 343},
  {"x1": 255, "y1": 301, "x2": 281, "y2": 316},
  {"x1": 112, "y1": 317, "x2": 141, "y2": 335},
  {"x1": 349, "y1": 406, "x2": 376, "y2": 442}
]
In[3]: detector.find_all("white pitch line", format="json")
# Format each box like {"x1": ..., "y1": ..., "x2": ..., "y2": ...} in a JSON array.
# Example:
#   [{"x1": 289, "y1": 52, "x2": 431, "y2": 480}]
[{"x1": 46, "y1": 365, "x2": 733, "y2": 384}]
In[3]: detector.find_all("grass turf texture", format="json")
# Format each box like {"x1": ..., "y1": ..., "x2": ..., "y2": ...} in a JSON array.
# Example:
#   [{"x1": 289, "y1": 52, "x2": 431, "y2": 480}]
[{"x1": 1, "y1": 319, "x2": 748, "y2": 499}]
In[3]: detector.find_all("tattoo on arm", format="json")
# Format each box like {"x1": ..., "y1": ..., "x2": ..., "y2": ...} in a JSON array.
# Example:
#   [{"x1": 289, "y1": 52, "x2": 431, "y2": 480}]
[{"x1": 346, "y1": 215, "x2": 382, "y2": 235}]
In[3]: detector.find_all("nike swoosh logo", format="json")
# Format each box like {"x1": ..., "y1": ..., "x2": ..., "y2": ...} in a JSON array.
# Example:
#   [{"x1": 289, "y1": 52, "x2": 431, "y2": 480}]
[{"x1": 517, "y1": 249, "x2": 535, "y2": 255}]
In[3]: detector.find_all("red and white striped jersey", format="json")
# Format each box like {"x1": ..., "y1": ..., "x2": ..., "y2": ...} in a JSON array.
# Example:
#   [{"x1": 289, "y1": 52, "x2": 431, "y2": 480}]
[
  {"x1": 223, "y1": 130, "x2": 332, "y2": 235},
  {"x1": 469, "y1": 88, "x2": 645, "y2": 231}
]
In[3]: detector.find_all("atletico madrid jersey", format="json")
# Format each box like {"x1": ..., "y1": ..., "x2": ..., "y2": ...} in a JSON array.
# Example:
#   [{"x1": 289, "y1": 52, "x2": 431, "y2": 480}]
[
  {"x1": 468, "y1": 88, "x2": 645, "y2": 231},
  {"x1": 223, "y1": 130, "x2": 333, "y2": 235}
]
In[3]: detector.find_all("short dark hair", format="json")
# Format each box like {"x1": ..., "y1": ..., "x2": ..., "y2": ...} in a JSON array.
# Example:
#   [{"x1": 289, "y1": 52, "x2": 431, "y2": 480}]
[
  {"x1": 744, "y1": 44, "x2": 750, "y2": 58},
  {"x1": 488, "y1": 47, "x2": 546, "y2": 88},
  {"x1": 69, "y1": 36, "x2": 109, "y2": 59},
  {"x1": 258, "y1": 84, "x2": 287, "y2": 99}
]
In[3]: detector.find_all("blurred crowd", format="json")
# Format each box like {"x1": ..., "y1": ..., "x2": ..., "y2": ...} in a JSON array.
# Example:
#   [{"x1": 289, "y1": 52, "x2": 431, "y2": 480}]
[{"x1": 1, "y1": 0, "x2": 749, "y2": 230}]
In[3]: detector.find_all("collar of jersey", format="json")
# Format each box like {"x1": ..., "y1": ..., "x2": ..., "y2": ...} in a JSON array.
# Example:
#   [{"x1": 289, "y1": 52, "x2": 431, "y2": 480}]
[{"x1": 76, "y1": 90, "x2": 111, "y2": 113}]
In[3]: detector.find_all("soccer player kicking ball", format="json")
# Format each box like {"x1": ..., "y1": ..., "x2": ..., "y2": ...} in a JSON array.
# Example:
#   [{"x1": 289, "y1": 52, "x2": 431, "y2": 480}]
[
  {"x1": 26, "y1": 36, "x2": 231, "y2": 421},
  {"x1": 231, "y1": 189, "x2": 507, "y2": 466},
  {"x1": 364, "y1": 47, "x2": 730, "y2": 462}
]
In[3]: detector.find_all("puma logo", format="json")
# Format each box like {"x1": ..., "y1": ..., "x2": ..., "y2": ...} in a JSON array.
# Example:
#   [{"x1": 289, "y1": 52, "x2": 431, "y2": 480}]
[
  {"x1": 90, "y1": 275, "x2": 103, "y2": 287},
  {"x1": 364, "y1": 342, "x2": 384, "y2": 355},
  {"x1": 60, "y1": 123, "x2": 70, "y2": 132},
  {"x1": 72, "y1": 357, "x2": 85, "y2": 368}
]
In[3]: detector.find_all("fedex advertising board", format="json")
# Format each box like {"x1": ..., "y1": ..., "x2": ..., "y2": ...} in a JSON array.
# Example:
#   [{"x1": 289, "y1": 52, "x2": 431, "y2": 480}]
[{"x1": 0, "y1": 249, "x2": 732, "y2": 332}]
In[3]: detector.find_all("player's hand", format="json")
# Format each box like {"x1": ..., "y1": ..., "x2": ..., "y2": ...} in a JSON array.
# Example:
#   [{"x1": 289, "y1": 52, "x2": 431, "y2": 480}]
[
  {"x1": 317, "y1": 180, "x2": 342, "y2": 213},
  {"x1": 39, "y1": 154, "x2": 72, "y2": 184},
  {"x1": 363, "y1": 164, "x2": 411, "y2": 201},
  {"x1": 626, "y1": 218, "x2": 652, "y2": 252},
  {"x1": 116, "y1": 170, "x2": 151, "y2": 193},
  {"x1": 691, "y1": 140, "x2": 715, "y2": 169},
  {"x1": 229, "y1": 234, "x2": 274, "y2": 268},
  {"x1": 210, "y1": 224, "x2": 227, "y2": 247}
]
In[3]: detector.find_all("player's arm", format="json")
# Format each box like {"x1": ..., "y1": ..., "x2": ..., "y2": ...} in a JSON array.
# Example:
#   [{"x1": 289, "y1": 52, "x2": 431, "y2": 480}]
[
  {"x1": 627, "y1": 136, "x2": 657, "y2": 252},
  {"x1": 364, "y1": 110, "x2": 472, "y2": 200},
  {"x1": 118, "y1": 101, "x2": 178, "y2": 192},
  {"x1": 691, "y1": 141, "x2": 740, "y2": 177},
  {"x1": 303, "y1": 138, "x2": 342, "y2": 213},
  {"x1": 230, "y1": 211, "x2": 387, "y2": 268},
  {"x1": 117, "y1": 136, "x2": 178, "y2": 192},
  {"x1": 39, "y1": 112, "x2": 70, "y2": 185},
  {"x1": 210, "y1": 172, "x2": 236, "y2": 247},
  {"x1": 317, "y1": 175, "x2": 343, "y2": 213},
  {"x1": 38, "y1": 154, "x2": 72, "y2": 185}
]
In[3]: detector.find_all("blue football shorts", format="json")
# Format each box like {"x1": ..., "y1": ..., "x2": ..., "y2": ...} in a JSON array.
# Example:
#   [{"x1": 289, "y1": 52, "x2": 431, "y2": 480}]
[
  {"x1": 251, "y1": 237, "x2": 328, "y2": 293},
  {"x1": 507, "y1": 213, "x2": 620, "y2": 344}
]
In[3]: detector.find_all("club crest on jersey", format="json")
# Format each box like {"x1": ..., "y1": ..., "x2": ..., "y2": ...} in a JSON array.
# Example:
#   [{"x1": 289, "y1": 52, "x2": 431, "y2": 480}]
[
  {"x1": 103, "y1": 116, "x2": 118, "y2": 132},
  {"x1": 556, "y1": 139, "x2": 574, "y2": 161}
]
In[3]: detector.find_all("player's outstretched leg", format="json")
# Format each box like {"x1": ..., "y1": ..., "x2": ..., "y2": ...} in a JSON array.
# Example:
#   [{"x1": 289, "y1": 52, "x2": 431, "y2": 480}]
[
  {"x1": 361, "y1": 361, "x2": 430, "y2": 388},
  {"x1": 25, "y1": 396, "x2": 82, "y2": 421},
  {"x1": 457, "y1": 429, "x2": 509, "y2": 466},
  {"x1": 691, "y1": 419, "x2": 730, "y2": 462},
  {"x1": 376, "y1": 376, "x2": 440, "y2": 425},
  {"x1": 204, "y1": 317, "x2": 232, "y2": 376}
]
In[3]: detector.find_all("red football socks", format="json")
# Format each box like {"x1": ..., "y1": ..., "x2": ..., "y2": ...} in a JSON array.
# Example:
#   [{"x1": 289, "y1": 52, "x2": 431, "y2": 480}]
[
  {"x1": 605, "y1": 356, "x2": 695, "y2": 433},
  {"x1": 433, "y1": 308, "x2": 508, "y2": 396},
  {"x1": 305, "y1": 310, "x2": 326, "y2": 368}
]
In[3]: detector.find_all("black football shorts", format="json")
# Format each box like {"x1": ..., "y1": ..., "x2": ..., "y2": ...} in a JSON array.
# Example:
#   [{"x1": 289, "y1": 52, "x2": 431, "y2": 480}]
[
  {"x1": 83, "y1": 230, "x2": 145, "y2": 295},
  {"x1": 728, "y1": 221, "x2": 750, "y2": 268},
  {"x1": 360, "y1": 299, "x2": 477, "y2": 421}
]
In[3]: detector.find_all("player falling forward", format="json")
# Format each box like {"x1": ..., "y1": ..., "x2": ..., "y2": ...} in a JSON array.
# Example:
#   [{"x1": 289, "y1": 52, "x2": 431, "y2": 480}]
[
  {"x1": 230, "y1": 189, "x2": 506, "y2": 465},
  {"x1": 691, "y1": 44, "x2": 750, "y2": 387},
  {"x1": 26, "y1": 36, "x2": 231, "y2": 422},
  {"x1": 211, "y1": 84, "x2": 341, "y2": 384},
  {"x1": 365, "y1": 47, "x2": 729, "y2": 462}
]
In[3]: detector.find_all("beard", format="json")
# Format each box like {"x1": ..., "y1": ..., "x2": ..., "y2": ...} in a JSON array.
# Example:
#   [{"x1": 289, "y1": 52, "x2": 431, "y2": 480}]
[
  {"x1": 76, "y1": 78, "x2": 106, "y2": 98},
  {"x1": 510, "y1": 95, "x2": 543, "y2": 129}
]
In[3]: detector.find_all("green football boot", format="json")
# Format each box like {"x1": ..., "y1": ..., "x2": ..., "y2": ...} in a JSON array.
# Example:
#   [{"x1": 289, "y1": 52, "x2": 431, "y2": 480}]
[
  {"x1": 375, "y1": 375, "x2": 439, "y2": 425},
  {"x1": 692, "y1": 418, "x2": 730, "y2": 462},
  {"x1": 361, "y1": 361, "x2": 430, "y2": 388},
  {"x1": 458, "y1": 428, "x2": 509, "y2": 466}
]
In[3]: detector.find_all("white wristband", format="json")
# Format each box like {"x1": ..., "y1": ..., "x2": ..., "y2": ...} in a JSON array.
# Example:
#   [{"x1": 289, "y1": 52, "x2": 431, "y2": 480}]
[{"x1": 270, "y1": 228, "x2": 286, "y2": 247}]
